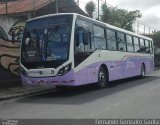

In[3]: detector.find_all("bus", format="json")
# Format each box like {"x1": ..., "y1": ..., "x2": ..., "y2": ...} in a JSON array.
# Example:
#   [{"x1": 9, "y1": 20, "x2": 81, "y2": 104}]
[{"x1": 20, "y1": 13, "x2": 154, "y2": 89}]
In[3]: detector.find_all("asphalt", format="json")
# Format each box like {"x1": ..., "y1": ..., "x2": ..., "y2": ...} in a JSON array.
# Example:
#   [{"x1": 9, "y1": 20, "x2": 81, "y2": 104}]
[
  {"x1": 0, "y1": 86, "x2": 55, "y2": 101},
  {"x1": 0, "y1": 70, "x2": 160, "y2": 119}
]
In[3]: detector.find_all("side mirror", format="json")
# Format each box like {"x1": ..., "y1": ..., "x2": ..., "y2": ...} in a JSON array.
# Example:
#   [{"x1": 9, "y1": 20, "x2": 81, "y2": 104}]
[
  {"x1": 43, "y1": 34, "x2": 48, "y2": 41},
  {"x1": 75, "y1": 32, "x2": 80, "y2": 47},
  {"x1": 83, "y1": 31, "x2": 90, "y2": 45},
  {"x1": 75, "y1": 27, "x2": 90, "y2": 47}
]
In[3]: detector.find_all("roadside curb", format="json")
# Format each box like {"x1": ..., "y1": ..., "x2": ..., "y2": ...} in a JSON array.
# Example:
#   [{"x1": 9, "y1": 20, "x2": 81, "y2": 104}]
[
  {"x1": 154, "y1": 68, "x2": 160, "y2": 71},
  {"x1": 0, "y1": 87, "x2": 56, "y2": 101}
]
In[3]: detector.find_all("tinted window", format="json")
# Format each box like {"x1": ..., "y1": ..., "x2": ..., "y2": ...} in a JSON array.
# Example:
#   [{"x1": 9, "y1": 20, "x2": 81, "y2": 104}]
[
  {"x1": 126, "y1": 35, "x2": 134, "y2": 52},
  {"x1": 149, "y1": 41, "x2": 153, "y2": 47},
  {"x1": 133, "y1": 37, "x2": 139, "y2": 44},
  {"x1": 26, "y1": 15, "x2": 73, "y2": 29},
  {"x1": 133, "y1": 37, "x2": 140, "y2": 52},
  {"x1": 126, "y1": 35, "x2": 132, "y2": 43},
  {"x1": 150, "y1": 41, "x2": 153, "y2": 54},
  {"x1": 140, "y1": 39, "x2": 145, "y2": 46},
  {"x1": 118, "y1": 43, "x2": 127, "y2": 51},
  {"x1": 106, "y1": 29, "x2": 117, "y2": 50},
  {"x1": 139, "y1": 39, "x2": 148, "y2": 53},
  {"x1": 117, "y1": 32, "x2": 125, "y2": 42},
  {"x1": 76, "y1": 19, "x2": 94, "y2": 52},
  {"x1": 127, "y1": 44, "x2": 134, "y2": 52},
  {"x1": 145, "y1": 40, "x2": 151, "y2": 53},
  {"x1": 117, "y1": 32, "x2": 126, "y2": 51},
  {"x1": 94, "y1": 25, "x2": 106, "y2": 49},
  {"x1": 94, "y1": 26, "x2": 105, "y2": 38},
  {"x1": 145, "y1": 40, "x2": 149, "y2": 47},
  {"x1": 94, "y1": 37, "x2": 106, "y2": 49}
]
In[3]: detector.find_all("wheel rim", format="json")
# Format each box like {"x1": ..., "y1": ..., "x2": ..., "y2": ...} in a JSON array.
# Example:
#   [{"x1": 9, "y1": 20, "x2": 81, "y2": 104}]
[{"x1": 99, "y1": 70, "x2": 106, "y2": 86}]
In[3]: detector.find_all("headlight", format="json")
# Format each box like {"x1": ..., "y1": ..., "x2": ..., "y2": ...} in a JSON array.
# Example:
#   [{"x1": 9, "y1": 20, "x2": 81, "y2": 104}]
[
  {"x1": 20, "y1": 67, "x2": 28, "y2": 77},
  {"x1": 58, "y1": 63, "x2": 72, "y2": 76}
]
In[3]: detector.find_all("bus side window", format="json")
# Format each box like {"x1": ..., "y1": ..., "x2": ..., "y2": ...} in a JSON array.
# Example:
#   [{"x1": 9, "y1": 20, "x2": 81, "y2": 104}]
[
  {"x1": 106, "y1": 29, "x2": 117, "y2": 51},
  {"x1": 75, "y1": 19, "x2": 93, "y2": 53},
  {"x1": 126, "y1": 35, "x2": 134, "y2": 52},
  {"x1": 149, "y1": 41, "x2": 153, "y2": 54},
  {"x1": 93, "y1": 25, "x2": 106, "y2": 50},
  {"x1": 117, "y1": 32, "x2": 126, "y2": 52},
  {"x1": 138, "y1": 39, "x2": 146, "y2": 53},
  {"x1": 133, "y1": 37, "x2": 140, "y2": 53},
  {"x1": 145, "y1": 40, "x2": 151, "y2": 53}
]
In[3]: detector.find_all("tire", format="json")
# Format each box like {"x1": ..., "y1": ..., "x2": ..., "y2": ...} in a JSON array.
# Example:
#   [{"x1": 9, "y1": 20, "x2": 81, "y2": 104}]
[
  {"x1": 140, "y1": 64, "x2": 145, "y2": 78},
  {"x1": 97, "y1": 67, "x2": 109, "y2": 89}
]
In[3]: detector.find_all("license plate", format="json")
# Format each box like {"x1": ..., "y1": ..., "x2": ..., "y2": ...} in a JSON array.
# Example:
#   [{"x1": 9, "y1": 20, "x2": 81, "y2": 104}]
[{"x1": 39, "y1": 82, "x2": 46, "y2": 86}]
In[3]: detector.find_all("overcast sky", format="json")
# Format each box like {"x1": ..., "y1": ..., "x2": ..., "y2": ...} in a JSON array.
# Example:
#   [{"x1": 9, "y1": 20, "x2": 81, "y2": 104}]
[{"x1": 79, "y1": 0, "x2": 160, "y2": 32}]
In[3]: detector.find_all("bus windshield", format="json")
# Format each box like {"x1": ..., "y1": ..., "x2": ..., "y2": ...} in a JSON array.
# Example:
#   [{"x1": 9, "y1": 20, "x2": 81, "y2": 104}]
[{"x1": 21, "y1": 15, "x2": 73, "y2": 69}]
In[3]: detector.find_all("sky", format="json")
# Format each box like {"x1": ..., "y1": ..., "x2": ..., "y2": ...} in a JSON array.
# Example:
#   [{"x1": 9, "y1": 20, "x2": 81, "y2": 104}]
[{"x1": 79, "y1": 0, "x2": 160, "y2": 33}]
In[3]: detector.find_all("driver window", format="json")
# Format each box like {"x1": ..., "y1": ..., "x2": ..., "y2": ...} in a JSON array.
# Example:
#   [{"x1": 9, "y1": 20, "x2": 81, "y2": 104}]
[
  {"x1": 75, "y1": 19, "x2": 93, "y2": 53},
  {"x1": 75, "y1": 27, "x2": 85, "y2": 52}
]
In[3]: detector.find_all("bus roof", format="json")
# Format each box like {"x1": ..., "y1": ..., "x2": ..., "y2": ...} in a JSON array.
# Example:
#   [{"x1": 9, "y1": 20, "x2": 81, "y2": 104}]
[{"x1": 27, "y1": 13, "x2": 152, "y2": 41}]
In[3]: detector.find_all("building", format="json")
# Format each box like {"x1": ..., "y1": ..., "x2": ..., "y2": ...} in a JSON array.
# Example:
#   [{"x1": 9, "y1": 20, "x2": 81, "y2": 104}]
[{"x1": 0, "y1": 0, "x2": 86, "y2": 20}]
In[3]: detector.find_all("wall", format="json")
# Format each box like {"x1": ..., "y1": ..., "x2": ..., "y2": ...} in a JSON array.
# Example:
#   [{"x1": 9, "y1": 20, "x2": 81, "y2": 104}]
[{"x1": 0, "y1": 15, "x2": 25, "y2": 88}]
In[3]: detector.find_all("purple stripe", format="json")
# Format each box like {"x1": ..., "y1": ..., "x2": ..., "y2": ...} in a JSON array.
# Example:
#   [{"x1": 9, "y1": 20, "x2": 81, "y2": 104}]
[{"x1": 21, "y1": 58, "x2": 154, "y2": 87}]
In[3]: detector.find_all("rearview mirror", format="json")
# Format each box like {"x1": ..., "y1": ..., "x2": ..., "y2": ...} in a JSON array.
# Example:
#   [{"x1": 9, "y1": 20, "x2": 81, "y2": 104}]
[
  {"x1": 75, "y1": 27, "x2": 90, "y2": 47},
  {"x1": 83, "y1": 31, "x2": 90, "y2": 45}
]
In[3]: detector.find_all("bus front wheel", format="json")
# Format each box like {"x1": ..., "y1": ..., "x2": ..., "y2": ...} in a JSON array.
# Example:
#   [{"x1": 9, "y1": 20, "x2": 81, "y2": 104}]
[{"x1": 97, "y1": 67, "x2": 109, "y2": 89}]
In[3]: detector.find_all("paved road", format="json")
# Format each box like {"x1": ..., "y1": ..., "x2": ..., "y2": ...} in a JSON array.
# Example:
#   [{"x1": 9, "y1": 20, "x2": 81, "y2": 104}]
[{"x1": 0, "y1": 70, "x2": 160, "y2": 119}]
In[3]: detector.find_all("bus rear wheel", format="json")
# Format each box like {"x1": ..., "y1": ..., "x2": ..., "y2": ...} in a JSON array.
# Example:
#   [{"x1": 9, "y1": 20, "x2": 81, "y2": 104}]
[
  {"x1": 97, "y1": 67, "x2": 109, "y2": 89},
  {"x1": 140, "y1": 64, "x2": 146, "y2": 78}
]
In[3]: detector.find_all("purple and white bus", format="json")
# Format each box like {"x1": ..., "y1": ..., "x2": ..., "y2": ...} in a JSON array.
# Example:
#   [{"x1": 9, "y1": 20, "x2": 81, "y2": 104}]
[{"x1": 20, "y1": 13, "x2": 154, "y2": 89}]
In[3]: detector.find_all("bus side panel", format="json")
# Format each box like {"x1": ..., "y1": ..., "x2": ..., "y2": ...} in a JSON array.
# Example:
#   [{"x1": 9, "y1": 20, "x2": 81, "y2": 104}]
[
  {"x1": 119, "y1": 56, "x2": 141, "y2": 79},
  {"x1": 74, "y1": 66, "x2": 99, "y2": 86},
  {"x1": 145, "y1": 59, "x2": 154, "y2": 74}
]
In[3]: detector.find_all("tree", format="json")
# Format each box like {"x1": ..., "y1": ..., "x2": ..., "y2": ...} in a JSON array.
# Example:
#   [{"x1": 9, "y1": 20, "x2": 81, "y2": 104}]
[
  {"x1": 152, "y1": 31, "x2": 160, "y2": 48},
  {"x1": 101, "y1": 4, "x2": 142, "y2": 31},
  {"x1": 85, "y1": 1, "x2": 96, "y2": 18},
  {"x1": 101, "y1": 4, "x2": 112, "y2": 23}
]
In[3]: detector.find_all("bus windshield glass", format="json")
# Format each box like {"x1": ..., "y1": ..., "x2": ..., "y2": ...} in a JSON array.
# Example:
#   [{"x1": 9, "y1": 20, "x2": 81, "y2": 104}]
[{"x1": 21, "y1": 15, "x2": 73, "y2": 69}]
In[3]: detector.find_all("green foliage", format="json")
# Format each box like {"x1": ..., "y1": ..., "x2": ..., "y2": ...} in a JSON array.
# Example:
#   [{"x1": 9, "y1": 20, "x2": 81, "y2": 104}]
[
  {"x1": 101, "y1": 4, "x2": 112, "y2": 23},
  {"x1": 152, "y1": 31, "x2": 160, "y2": 48},
  {"x1": 85, "y1": 1, "x2": 96, "y2": 18},
  {"x1": 101, "y1": 4, "x2": 142, "y2": 31}
]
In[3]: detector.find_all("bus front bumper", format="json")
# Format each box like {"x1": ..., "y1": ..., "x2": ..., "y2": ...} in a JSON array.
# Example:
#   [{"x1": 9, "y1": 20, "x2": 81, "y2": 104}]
[{"x1": 21, "y1": 71, "x2": 77, "y2": 87}]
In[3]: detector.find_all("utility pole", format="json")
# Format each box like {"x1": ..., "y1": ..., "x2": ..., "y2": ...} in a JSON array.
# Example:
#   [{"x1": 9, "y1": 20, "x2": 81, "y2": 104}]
[
  {"x1": 5, "y1": 0, "x2": 8, "y2": 15},
  {"x1": 77, "y1": 0, "x2": 79, "y2": 6},
  {"x1": 137, "y1": 22, "x2": 139, "y2": 34},
  {"x1": 98, "y1": 0, "x2": 99, "y2": 20},
  {"x1": 55, "y1": 0, "x2": 59, "y2": 13},
  {"x1": 149, "y1": 27, "x2": 151, "y2": 35},
  {"x1": 112, "y1": 9, "x2": 114, "y2": 25},
  {"x1": 144, "y1": 25, "x2": 146, "y2": 35}
]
